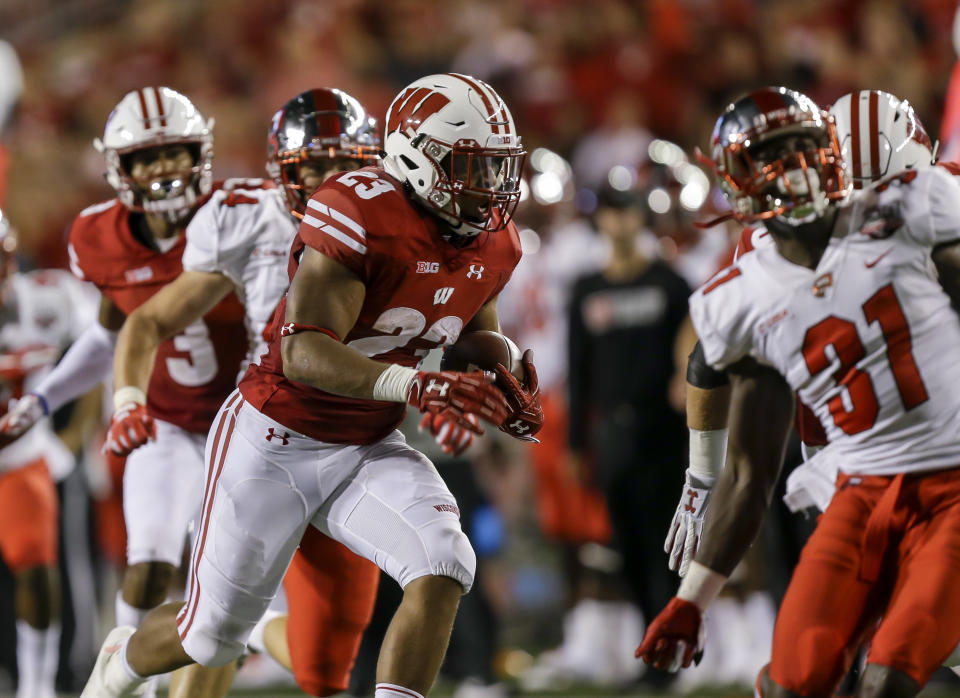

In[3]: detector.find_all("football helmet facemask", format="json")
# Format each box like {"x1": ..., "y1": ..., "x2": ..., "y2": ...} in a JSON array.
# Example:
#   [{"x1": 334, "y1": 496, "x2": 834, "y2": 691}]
[
  {"x1": 829, "y1": 90, "x2": 935, "y2": 189},
  {"x1": 266, "y1": 88, "x2": 380, "y2": 217},
  {"x1": 702, "y1": 86, "x2": 847, "y2": 226},
  {"x1": 94, "y1": 87, "x2": 213, "y2": 225},
  {"x1": 382, "y1": 73, "x2": 525, "y2": 237}
]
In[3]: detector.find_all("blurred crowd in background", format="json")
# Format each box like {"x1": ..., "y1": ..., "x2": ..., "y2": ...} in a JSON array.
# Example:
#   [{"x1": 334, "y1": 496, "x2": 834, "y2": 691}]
[{"x1": 1, "y1": 0, "x2": 959, "y2": 695}]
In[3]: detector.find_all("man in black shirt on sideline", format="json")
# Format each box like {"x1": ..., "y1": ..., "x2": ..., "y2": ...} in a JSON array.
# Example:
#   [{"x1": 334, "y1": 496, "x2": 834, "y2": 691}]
[{"x1": 567, "y1": 180, "x2": 692, "y2": 685}]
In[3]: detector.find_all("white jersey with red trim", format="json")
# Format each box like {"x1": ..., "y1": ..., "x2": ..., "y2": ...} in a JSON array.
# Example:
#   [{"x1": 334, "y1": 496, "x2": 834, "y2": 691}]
[
  {"x1": 690, "y1": 167, "x2": 960, "y2": 476},
  {"x1": 0, "y1": 269, "x2": 98, "y2": 477},
  {"x1": 182, "y1": 179, "x2": 293, "y2": 366}
]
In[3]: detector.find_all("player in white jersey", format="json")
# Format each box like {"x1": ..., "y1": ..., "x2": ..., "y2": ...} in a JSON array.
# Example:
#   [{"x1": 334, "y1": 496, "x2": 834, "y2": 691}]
[
  {"x1": 0, "y1": 210, "x2": 100, "y2": 698},
  {"x1": 665, "y1": 89, "x2": 940, "y2": 576},
  {"x1": 638, "y1": 86, "x2": 960, "y2": 698}
]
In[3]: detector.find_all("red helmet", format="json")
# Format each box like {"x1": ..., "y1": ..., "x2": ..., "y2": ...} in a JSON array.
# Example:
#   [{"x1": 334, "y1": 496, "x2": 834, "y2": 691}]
[
  {"x1": 703, "y1": 87, "x2": 847, "y2": 225},
  {"x1": 266, "y1": 88, "x2": 380, "y2": 216}
]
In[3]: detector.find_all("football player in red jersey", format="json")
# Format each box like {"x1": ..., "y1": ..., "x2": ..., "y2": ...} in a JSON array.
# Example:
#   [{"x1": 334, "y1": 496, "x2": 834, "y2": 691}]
[
  {"x1": 0, "y1": 87, "x2": 247, "y2": 697},
  {"x1": 81, "y1": 73, "x2": 542, "y2": 698},
  {"x1": 108, "y1": 86, "x2": 386, "y2": 697}
]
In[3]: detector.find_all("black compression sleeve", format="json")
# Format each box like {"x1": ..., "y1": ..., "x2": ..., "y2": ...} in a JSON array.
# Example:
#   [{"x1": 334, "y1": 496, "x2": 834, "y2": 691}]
[{"x1": 686, "y1": 341, "x2": 729, "y2": 389}]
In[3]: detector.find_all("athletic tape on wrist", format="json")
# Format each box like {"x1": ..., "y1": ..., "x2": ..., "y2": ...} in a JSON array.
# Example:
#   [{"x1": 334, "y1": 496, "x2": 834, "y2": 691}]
[
  {"x1": 372, "y1": 364, "x2": 419, "y2": 403},
  {"x1": 677, "y1": 561, "x2": 728, "y2": 611},
  {"x1": 113, "y1": 386, "x2": 147, "y2": 412},
  {"x1": 689, "y1": 428, "x2": 728, "y2": 482}
]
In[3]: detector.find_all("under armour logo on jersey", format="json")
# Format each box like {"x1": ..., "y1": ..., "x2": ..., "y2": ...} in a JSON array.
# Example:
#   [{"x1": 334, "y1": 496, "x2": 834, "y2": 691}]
[
  {"x1": 509, "y1": 419, "x2": 529, "y2": 433},
  {"x1": 280, "y1": 323, "x2": 295, "y2": 337},
  {"x1": 684, "y1": 489, "x2": 699, "y2": 513},
  {"x1": 434, "y1": 287, "x2": 455, "y2": 305},
  {"x1": 265, "y1": 428, "x2": 290, "y2": 445},
  {"x1": 426, "y1": 379, "x2": 449, "y2": 397},
  {"x1": 467, "y1": 265, "x2": 484, "y2": 280}
]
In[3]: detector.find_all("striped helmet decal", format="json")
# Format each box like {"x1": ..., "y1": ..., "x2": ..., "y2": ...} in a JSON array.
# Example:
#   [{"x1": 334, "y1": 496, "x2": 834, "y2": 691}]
[
  {"x1": 447, "y1": 73, "x2": 511, "y2": 135},
  {"x1": 388, "y1": 86, "x2": 451, "y2": 134},
  {"x1": 136, "y1": 87, "x2": 168, "y2": 130},
  {"x1": 848, "y1": 90, "x2": 881, "y2": 188}
]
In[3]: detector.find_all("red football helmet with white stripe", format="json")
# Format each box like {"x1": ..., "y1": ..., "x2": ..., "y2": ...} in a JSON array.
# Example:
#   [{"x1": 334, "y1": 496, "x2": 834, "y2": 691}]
[
  {"x1": 829, "y1": 90, "x2": 935, "y2": 189},
  {"x1": 94, "y1": 87, "x2": 213, "y2": 224},
  {"x1": 382, "y1": 73, "x2": 525, "y2": 237}
]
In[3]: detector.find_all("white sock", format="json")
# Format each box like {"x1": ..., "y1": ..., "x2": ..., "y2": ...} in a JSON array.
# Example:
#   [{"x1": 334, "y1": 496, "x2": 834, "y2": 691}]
[
  {"x1": 376, "y1": 683, "x2": 425, "y2": 698},
  {"x1": 117, "y1": 632, "x2": 159, "y2": 698},
  {"x1": 16, "y1": 620, "x2": 50, "y2": 698},
  {"x1": 116, "y1": 591, "x2": 150, "y2": 628},
  {"x1": 119, "y1": 636, "x2": 145, "y2": 681},
  {"x1": 40, "y1": 622, "x2": 60, "y2": 697},
  {"x1": 100, "y1": 635, "x2": 147, "y2": 695}
]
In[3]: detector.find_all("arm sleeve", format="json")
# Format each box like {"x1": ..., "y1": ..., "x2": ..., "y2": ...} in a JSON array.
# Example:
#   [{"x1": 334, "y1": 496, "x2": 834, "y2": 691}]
[
  {"x1": 566, "y1": 279, "x2": 591, "y2": 454},
  {"x1": 32, "y1": 322, "x2": 117, "y2": 413}
]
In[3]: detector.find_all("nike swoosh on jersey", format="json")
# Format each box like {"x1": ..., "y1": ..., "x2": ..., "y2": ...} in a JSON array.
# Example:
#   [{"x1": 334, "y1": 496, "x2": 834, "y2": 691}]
[{"x1": 864, "y1": 248, "x2": 894, "y2": 268}]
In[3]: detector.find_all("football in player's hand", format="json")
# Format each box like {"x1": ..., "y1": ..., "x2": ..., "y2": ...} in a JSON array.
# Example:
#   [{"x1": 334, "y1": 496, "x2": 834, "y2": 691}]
[{"x1": 441, "y1": 330, "x2": 525, "y2": 386}]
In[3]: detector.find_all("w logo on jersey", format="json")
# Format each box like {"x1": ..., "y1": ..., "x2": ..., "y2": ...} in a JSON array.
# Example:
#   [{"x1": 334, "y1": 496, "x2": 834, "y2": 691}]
[
  {"x1": 434, "y1": 287, "x2": 454, "y2": 305},
  {"x1": 389, "y1": 87, "x2": 451, "y2": 135}
]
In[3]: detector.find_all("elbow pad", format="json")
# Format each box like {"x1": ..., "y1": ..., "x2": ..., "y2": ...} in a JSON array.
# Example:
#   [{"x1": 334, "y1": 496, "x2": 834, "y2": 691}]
[{"x1": 686, "y1": 341, "x2": 729, "y2": 390}]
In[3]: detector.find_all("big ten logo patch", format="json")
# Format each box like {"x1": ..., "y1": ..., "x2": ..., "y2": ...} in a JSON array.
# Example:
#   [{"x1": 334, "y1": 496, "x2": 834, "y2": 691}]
[{"x1": 416, "y1": 261, "x2": 440, "y2": 274}]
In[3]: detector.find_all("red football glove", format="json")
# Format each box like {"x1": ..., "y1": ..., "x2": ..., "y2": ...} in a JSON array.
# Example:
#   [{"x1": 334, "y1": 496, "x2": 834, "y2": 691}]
[
  {"x1": 494, "y1": 349, "x2": 543, "y2": 441},
  {"x1": 418, "y1": 412, "x2": 477, "y2": 456},
  {"x1": 635, "y1": 597, "x2": 705, "y2": 672},
  {"x1": 103, "y1": 403, "x2": 156, "y2": 456},
  {"x1": 407, "y1": 371, "x2": 511, "y2": 435}
]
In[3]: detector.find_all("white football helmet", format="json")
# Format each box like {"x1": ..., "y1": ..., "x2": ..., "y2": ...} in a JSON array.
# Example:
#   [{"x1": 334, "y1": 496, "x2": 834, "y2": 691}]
[
  {"x1": 830, "y1": 90, "x2": 935, "y2": 189},
  {"x1": 94, "y1": 87, "x2": 214, "y2": 223},
  {"x1": 382, "y1": 73, "x2": 525, "y2": 237}
]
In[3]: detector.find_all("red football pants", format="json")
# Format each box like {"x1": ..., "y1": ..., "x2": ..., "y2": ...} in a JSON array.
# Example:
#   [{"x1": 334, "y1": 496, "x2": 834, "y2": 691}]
[
  {"x1": 284, "y1": 525, "x2": 379, "y2": 696},
  {"x1": 770, "y1": 467, "x2": 960, "y2": 693},
  {"x1": 0, "y1": 459, "x2": 58, "y2": 570}
]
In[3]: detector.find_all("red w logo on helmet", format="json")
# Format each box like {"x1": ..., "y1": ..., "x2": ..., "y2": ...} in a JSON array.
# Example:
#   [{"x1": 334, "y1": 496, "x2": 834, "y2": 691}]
[{"x1": 389, "y1": 87, "x2": 450, "y2": 134}]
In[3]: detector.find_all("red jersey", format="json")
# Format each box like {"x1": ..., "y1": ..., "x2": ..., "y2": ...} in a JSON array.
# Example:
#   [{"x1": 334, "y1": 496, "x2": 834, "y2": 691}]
[
  {"x1": 239, "y1": 166, "x2": 523, "y2": 444},
  {"x1": 67, "y1": 198, "x2": 247, "y2": 433}
]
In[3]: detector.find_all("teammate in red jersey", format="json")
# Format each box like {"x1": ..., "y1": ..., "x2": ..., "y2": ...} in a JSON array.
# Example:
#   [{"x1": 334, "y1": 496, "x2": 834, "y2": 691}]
[
  {"x1": 0, "y1": 87, "x2": 246, "y2": 697},
  {"x1": 81, "y1": 73, "x2": 542, "y2": 698}
]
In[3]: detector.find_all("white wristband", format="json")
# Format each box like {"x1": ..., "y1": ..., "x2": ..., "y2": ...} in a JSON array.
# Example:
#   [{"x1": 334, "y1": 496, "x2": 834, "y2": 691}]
[
  {"x1": 113, "y1": 386, "x2": 147, "y2": 411},
  {"x1": 689, "y1": 428, "x2": 728, "y2": 483},
  {"x1": 676, "y1": 561, "x2": 728, "y2": 612},
  {"x1": 372, "y1": 364, "x2": 418, "y2": 403}
]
